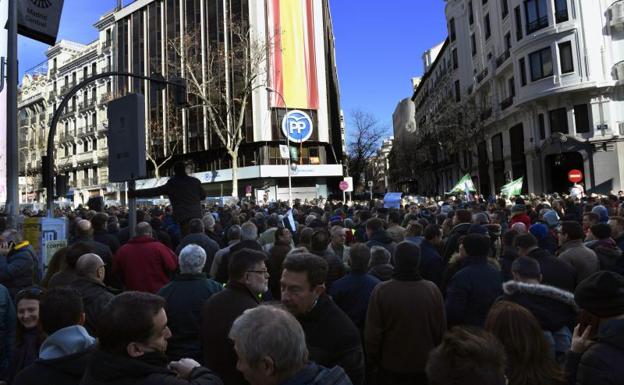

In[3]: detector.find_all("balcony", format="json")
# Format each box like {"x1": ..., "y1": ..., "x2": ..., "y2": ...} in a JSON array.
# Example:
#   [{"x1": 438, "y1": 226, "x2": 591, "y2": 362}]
[
  {"x1": 49, "y1": 68, "x2": 57, "y2": 77},
  {"x1": 80, "y1": 177, "x2": 99, "y2": 188},
  {"x1": 99, "y1": 92, "x2": 112, "y2": 105},
  {"x1": 60, "y1": 106, "x2": 76, "y2": 118},
  {"x1": 97, "y1": 149, "x2": 108, "y2": 160},
  {"x1": 611, "y1": 1, "x2": 624, "y2": 29},
  {"x1": 526, "y1": 15, "x2": 548, "y2": 34},
  {"x1": 76, "y1": 152, "x2": 95, "y2": 165},
  {"x1": 59, "y1": 82, "x2": 76, "y2": 95},
  {"x1": 102, "y1": 40, "x2": 112, "y2": 49},
  {"x1": 476, "y1": 67, "x2": 489, "y2": 83},
  {"x1": 500, "y1": 96, "x2": 514, "y2": 110},
  {"x1": 79, "y1": 98, "x2": 97, "y2": 112},
  {"x1": 495, "y1": 50, "x2": 510, "y2": 69}
]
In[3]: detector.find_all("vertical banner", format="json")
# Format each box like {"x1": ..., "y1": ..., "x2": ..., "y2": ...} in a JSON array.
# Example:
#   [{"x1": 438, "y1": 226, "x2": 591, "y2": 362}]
[
  {"x1": 0, "y1": 0, "x2": 8, "y2": 204},
  {"x1": 267, "y1": 0, "x2": 319, "y2": 110}
]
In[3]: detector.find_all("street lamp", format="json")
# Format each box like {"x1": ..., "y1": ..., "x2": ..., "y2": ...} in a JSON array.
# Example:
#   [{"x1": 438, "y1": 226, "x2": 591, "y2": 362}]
[{"x1": 265, "y1": 87, "x2": 292, "y2": 207}]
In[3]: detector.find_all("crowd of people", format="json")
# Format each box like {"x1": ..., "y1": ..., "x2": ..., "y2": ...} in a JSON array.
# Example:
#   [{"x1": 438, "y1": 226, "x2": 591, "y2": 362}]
[{"x1": 1, "y1": 184, "x2": 624, "y2": 384}]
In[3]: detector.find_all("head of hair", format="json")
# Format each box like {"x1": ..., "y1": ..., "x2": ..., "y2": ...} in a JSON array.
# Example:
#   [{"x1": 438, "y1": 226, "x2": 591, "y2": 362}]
[
  {"x1": 366, "y1": 217, "x2": 384, "y2": 233},
  {"x1": 228, "y1": 248, "x2": 267, "y2": 281},
  {"x1": 590, "y1": 223, "x2": 612, "y2": 240},
  {"x1": 583, "y1": 212, "x2": 600, "y2": 224},
  {"x1": 310, "y1": 229, "x2": 330, "y2": 252},
  {"x1": 609, "y1": 216, "x2": 624, "y2": 229},
  {"x1": 227, "y1": 224, "x2": 242, "y2": 241},
  {"x1": 97, "y1": 291, "x2": 166, "y2": 355},
  {"x1": 91, "y1": 213, "x2": 109, "y2": 231},
  {"x1": 511, "y1": 256, "x2": 541, "y2": 280},
  {"x1": 179, "y1": 244, "x2": 207, "y2": 274},
  {"x1": 348, "y1": 243, "x2": 371, "y2": 273},
  {"x1": 75, "y1": 253, "x2": 105, "y2": 279},
  {"x1": 388, "y1": 211, "x2": 401, "y2": 225},
  {"x1": 203, "y1": 214, "x2": 216, "y2": 231},
  {"x1": 15, "y1": 287, "x2": 44, "y2": 344},
  {"x1": 503, "y1": 229, "x2": 520, "y2": 247},
  {"x1": 188, "y1": 218, "x2": 205, "y2": 234},
  {"x1": 229, "y1": 305, "x2": 308, "y2": 376},
  {"x1": 135, "y1": 222, "x2": 153, "y2": 237},
  {"x1": 267, "y1": 214, "x2": 279, "y2": 228},
  {"x1": 370, "y1": 245, "x2": 391, "y2": 266},
  {"x1": 75, "y1": 219, "x2": 94, "y2": 238},
  {"x1": 406, "y1": 222, "x2": 423, "y2": 237},
  {"x1": 426, "y1": 326, "x2": 507, "y2": 385},
  {"x1": 461, "y1": 233, "x2": 491, "y2": 257},
  {"x1": 513, "y1": 233, "x2": 538, "y2": 250},
  {"x1": 423, "y1": 224, "x2": 441, "y2": 241},
  {"x1": 65, "y1": 242, "x2": 96, "y2": 269},
  {"x1": 485, "y1": 301, "x2": 565, "y2": 385},
  {"x1": 561, "y1": 221, "x2": 584, "y2": 240},
  {"x1": 173, "y1": 161, "x2": 187, "y2": 176},
  {"x1": 298, "y1": 227, "x2": 314, "y2": 247},
  {"x1": 282, "y1": 253, "x2": 328, "y2": 288},
  {"x1": 455, "y1": 209, "x2": 472, "y2": 224},
  {"x1": 240, "y1": 221, "x2": 258, "y2": 241},
  {"x1": 39, "y1": 288, "x2": 84, "y2": 335},
  {"x1": 274, "y1": 227, "x2": 291, "y2": 246}
]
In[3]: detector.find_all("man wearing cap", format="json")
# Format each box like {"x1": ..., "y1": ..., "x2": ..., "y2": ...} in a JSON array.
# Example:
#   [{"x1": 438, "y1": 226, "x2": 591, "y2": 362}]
[{"x1": 566, "y1": 271, "x2": 624, "y2": 385}]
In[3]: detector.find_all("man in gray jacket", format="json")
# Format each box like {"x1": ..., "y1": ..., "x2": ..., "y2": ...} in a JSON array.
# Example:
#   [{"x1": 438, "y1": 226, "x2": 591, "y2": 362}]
[{"x1": 558, "y1": 221, "x2": 599, "y2": 283}]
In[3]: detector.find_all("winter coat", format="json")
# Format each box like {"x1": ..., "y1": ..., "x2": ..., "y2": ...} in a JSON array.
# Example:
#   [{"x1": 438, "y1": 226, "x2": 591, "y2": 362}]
[
  {"x1": 267, "y1": 243, "x2": 291, "y2": 300},
  {"x1": 366, "y1": 231, "x2": 396, "y2": 258},
  {"x1": 0, "y1": 242, "x2": 38, "y2": 299},
  {"x1": 200, "y1": 281, "x2": 260, "y2": 385},
  {"x1": 528, "y1": 248, "x2": 577, "y2": 292},
  {"x1": 113, "y1": 236, "x2": 177, "y2": 293},
  {"x1": 538, "y1": 233, "x2": 559, "y2": 255},
  {"x1": 312, "y1": 249, "x2": 345, "y2": 291},
  {"x1": 278, "y1": 363, "x2": 352, "y2": 385},
  {"x1": 419, "y1": 239, "x2": 445, "y2": 286},
  {"x1": 70, "y1": 236, "x2": 115, "y2": 287},
  {"x1": 368, "y1": 264, "x2": 394, "y2": 282},
  {"x1": 445, "y1": 255, "x2": 503, "y2": 328},
  {"x1": 442, "y1": 223, "x2": 471, "y2": 263},
  {"x1": 80, "y1": 349, "x2": 223, "y2": 385},
  {"x1": 558, "y1": 240, "x2": 600, "y2": 283},
  {"x1": 69, "y1": 277, "x2": 115, "y2": 336},
  {"x1": 499, "y1": 249, "x2": 518, "y2": 282},
  {"x1": 329, "y1": 273, "x2": 380, "y2": 330},
  {"x1": 6, "y1": 327, "x2": 42, "y2": 384},
  {"x1": 214, "y1": 240, "x2": 263, "y2": 284},
  {"x1": 501, "y1": 281, "x2": 578, "y2": 332},
  {"x1": 296, "y1": 295, "x2": 365, "y2": 385},
  {"x1": 175, "y1": 233, "x2": 220, "y2": 274},
  {"x1": 586, "y1": 239, "x2": 624, "y2": 275},
  {"x1": 14, "y1": 325, "x2": 95, "y2": 385},
  {"x1": 0, "y1": 283, "x2": 15, "y2": 378},
  {"x1": 365, "y1": 279, "x2": 445, "y2": 375},
  {"x1": 93, "y1": 230, "x2": 121, "y2": 254},
  {"x1": 157, "y1": 274, "x2": 223, "y2": 362},
  {"x1": 566, "y1": 319, "x2": 624, "y2": 385}
]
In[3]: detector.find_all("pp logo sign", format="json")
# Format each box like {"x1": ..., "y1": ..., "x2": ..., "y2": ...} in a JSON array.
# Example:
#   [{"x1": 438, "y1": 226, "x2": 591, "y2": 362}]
[{"x1": 282, "y1": 110, "x2": 313, "y2": 143}]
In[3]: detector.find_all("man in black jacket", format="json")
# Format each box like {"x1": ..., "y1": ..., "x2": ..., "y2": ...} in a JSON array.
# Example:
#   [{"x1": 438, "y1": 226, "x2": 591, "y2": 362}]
[
  {"x1": 70, "y1": 220, "x2": 117, "y2": 288},
  {"x1": 14, "y1": 288, "x2": 96, "y2": 385},
  {"x1": 214, "y1": 222, "x2": 263, "y2": 284},
  {"x1": 281, "y1": 253, "x2": 365, "y2": 385},
  {"x1": 442, "y1": 209, "x2": 472, "y2": 263},
  {"x1": 81, "y1": 291, "x2": 222, "y2": 385},
  {"x1": 69, "y1": 253, "x2": 116, "y2": 336}
]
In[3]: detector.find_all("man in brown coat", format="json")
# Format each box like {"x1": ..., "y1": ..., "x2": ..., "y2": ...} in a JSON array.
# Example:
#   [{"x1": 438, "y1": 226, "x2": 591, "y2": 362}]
[{"x1": 365, "y1": 241, "x2": 446, "y2": 385}]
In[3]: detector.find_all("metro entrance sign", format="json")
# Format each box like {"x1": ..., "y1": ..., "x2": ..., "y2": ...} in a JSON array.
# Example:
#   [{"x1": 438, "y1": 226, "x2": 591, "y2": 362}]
[{"x1": 568, "y1": 169, "x2": 583, "y2": 183}]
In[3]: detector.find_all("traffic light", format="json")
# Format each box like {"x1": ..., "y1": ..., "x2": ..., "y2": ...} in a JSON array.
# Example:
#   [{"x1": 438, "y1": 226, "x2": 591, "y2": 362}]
[
  {"x1": 150, "y1": 72, "x2": 167, "y2": 93},
  {"x1": 170, "y1": 76, "x2": 188, "y2": 108},
  {"x1": 55, "y1": 175, "x2": 69, "y2": 198}
]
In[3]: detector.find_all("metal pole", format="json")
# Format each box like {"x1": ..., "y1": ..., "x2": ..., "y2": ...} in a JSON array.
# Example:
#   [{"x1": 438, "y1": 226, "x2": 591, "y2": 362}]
[
  {"x1": 266, "y1": 87, "x2": 291, "y2": 206},
  {"x1": 128, "y1": 179, "x2": 136, "y2": 238},
  {"x1": 7, "y1": 0, "x2": 18, "y2": 226}
]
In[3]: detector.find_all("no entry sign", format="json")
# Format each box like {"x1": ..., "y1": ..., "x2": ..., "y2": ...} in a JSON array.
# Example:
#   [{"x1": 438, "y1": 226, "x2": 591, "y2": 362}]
[{"x1": 568, "y1": 169, "x2": 583, "y2": 183}]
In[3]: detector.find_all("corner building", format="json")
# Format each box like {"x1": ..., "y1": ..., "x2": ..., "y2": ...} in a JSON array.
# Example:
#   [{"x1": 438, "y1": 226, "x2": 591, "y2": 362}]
[{"x1": 112, "y1": 0, "x2": 344, "y2": 200}]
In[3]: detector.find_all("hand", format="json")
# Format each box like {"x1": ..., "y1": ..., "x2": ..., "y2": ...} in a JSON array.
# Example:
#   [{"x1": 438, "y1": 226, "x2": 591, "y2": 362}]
[
  {"x1": 571, "y1": 324, "x2": 594, "y2": 354},
  {"x1": 169, "y1": 358, "x2": 201, "y2": 379}
]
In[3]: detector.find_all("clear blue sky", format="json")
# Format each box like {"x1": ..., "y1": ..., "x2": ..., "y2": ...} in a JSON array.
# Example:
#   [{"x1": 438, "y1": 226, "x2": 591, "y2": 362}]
[{"x1": 18, "y1": 0, "x2": 448, "y2": 137}]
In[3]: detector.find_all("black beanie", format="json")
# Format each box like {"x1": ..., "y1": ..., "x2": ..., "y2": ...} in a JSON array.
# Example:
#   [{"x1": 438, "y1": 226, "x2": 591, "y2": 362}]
[
  {"x1": 462, "y1": 233, "x2": 490, "y2": 257},
  {"x1": 575, "y1": 271, "x2": 624, "y2": 318},
  {"x1": 393, "y1": 241, "x2": 421, "y2": 280}
]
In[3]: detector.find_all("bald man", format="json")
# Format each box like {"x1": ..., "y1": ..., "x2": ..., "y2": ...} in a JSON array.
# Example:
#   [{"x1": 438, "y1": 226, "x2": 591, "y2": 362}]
[
  {"x1": 69, "y1": 253, "x2": 116, "y2": 336},
  {"x1": 71, "y1": 219, "x2": 116, "y2": 288}
]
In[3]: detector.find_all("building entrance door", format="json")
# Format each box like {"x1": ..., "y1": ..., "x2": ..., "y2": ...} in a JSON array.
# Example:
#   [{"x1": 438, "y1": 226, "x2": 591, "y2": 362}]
[{"x1": 545, "y1": 152, "x2": 584, "y2": 193}]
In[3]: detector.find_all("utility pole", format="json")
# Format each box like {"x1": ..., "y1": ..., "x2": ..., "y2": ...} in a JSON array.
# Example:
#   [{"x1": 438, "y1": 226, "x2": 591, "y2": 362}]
[{"x1": 6, "y1": 0, "x2": 19, "y2": 227}]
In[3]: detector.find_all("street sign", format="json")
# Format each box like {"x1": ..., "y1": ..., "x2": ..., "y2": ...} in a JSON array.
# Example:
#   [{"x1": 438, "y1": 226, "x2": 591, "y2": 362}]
[
  {"x1": 568, "y1": 169, "x2": 583, "y2": 183},
  {"x1": 282, "y1": 110, "x2": 313, "y2": 143},
  {"x1": 339, "y1": 181, "x2": 349, "y2": 191},
  {"x1": 17, "y1": 0, "x2": 65, "y2": 45}
]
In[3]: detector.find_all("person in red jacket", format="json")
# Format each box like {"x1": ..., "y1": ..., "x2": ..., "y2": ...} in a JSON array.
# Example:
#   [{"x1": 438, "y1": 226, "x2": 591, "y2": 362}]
[{"x1": 113, "y1": 222, "x2": 177, "y2": 293}]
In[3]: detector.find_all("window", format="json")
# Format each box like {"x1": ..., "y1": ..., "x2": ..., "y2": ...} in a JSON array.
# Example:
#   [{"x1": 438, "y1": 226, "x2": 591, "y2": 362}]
[
  {"x1": 519, "y1": 58, "x2": 527, "y2": 86},
  {"x1": 452, "y1": 48, "x2": 458, "y2": 69},
  {"x1": 485, "y1": 14, "x2": 491, "y2": 39},
  {"x1": 529, "y1": 47, "x2": 553, "y2": 81},
  {"x1": 455, "y1": 80, "x2": 461, "y2": 102},
  {"x1": 83, "y1": 67, "x2": 88, "y2": 80},
  {"x1": 555, "y1": 0, "x2": 568, "y2": 23},
  {"x1": 91, "y1": 63, "x2": 97, "y2": 76},
  {"x1": 549, "y1": 108, "x2": 568, "y2": 134},
  {"x1": 515, "y1": 7, "x2": 523, "y2": 41},
  {"x1": 508, "y1": 77, "x2": 516, "y2": 97},
  {"x1": 469, "y1": 1, "x2": 474, "y2": 25},
  {"x1": 505, "y1": 33, "x2": 512, "y2": 50},
  {"x1": 471, "y1": 34, "x2": 477, "y2": 56},
  {"x1": 559, "y1": 41, "x2": 574, "y2": 74},
  {"x1": 574, "y1": 104, "x2": 590, "y2": 134},
  {"x1": 525, "y1": 0, "x2": 548, "y2": 34},
  {"x1": 450, "y1": 18, "x2": 456, "y2": 41},
  {"x1": 501, "y1": 0, "x2": 509, "y2": 18},
  {"x1": 538, "y1": 113, "x2": 546, "y2": 139}
]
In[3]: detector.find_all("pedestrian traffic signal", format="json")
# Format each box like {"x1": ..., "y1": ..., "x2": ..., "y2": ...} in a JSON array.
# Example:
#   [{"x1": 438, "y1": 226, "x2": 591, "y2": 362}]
[
  {"x1": 170, "y1": 76, "x2": 188, "y2": 108},
  {"x1": 55, "y1": 175, "x2": 69, "y2": 198}
]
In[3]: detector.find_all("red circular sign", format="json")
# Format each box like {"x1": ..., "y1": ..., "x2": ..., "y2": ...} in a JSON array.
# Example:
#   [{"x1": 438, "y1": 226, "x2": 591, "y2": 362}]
[
  {"x1": 568, "y1": 169, "x2": 583, "y2": 183},
  {"x1": 339, "y1": 181, "x2": 349, "y2": 191}
]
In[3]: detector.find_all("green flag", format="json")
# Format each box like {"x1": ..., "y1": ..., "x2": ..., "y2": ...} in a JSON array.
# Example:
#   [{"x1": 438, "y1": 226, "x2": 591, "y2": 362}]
[
  {"x1": 449, "y1": 174, "x2": 476, "y2": 194},
  {"x1": 501, "y1": 177, "x2": 523, "y2": 196}
]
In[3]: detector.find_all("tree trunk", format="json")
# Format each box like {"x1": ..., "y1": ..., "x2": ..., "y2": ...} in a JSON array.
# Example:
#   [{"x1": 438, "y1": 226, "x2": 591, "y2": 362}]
[{"x1": 230, "y1": 150, "x2": 239, "y2": 197}]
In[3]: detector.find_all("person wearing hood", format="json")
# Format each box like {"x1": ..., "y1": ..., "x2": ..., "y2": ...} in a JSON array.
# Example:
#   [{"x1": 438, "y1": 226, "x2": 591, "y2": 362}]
[
  {"x1": 591, "y1": 205, "x2": 610, "y2": 224},
  {"x1": 529, "y1": 223, "x2": 558, "y2": 255},
  {"x1": 14, "y1": 288, "x2": 96, "y2": 385},
  {"x1": 365, "y1": 241, "x2": 445, "y2": 385},
  {"x1": 501, "y1": 256, "x2": 578, "y2": 361},
  {"x1": 365, "y1": 218, "x2": 396, "y2": 257},
  {"x1": 367, "y1": 246, "x2": 394, "y2": 281},
  {"x1": 442, "y1": 209, "x2": 472, "y2": 264},
  {"x1": 557, "y1": 221, "x2": 599, "y2": 283},
  {"x1": 585, "y1": 223, "x2": 624, "y2": 275},
  {"x1": 445, "y1": 233, "x2": 503, "y2": 328},
  {"x1": 566, "y1": 271, "x2": 624, "y2": 385}
]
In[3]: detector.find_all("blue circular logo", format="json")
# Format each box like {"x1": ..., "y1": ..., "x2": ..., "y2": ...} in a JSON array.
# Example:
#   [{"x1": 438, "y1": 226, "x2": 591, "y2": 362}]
[{"x1": 282, "y1": 110, "x2": 313, "y2": 143}]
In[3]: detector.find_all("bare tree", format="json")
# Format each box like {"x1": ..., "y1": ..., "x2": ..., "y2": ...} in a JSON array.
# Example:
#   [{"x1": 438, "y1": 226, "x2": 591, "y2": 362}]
[
  {"x1": 168, "y1": 20, "x2": 270, "y2": 197},
  {"x1": 347, "y1": 110, "x2": 387, "y2": 189},
  {"x1": 146, "y1": 104, "x2": 184, "y2": 179}
]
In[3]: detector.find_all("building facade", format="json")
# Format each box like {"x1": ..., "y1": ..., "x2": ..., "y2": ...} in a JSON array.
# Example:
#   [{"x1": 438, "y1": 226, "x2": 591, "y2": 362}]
[{"x1": 393, "y1": 0, "x2": 624, "y2": 196}]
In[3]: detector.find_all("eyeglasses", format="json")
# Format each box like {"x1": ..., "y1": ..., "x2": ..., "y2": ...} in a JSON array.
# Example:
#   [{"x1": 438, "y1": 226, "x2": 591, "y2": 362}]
[{"x1": 247, "y1": 270, "x2": 269, "y2": 275}]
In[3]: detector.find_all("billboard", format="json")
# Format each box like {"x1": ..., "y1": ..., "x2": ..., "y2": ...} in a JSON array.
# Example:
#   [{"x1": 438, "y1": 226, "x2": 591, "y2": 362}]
[
  {"x1": 267, "y1": 0, "x2": 319, "y2": 110},
  {"x1": 0, "y1": 0, "x2": 8, "y2": 203}
]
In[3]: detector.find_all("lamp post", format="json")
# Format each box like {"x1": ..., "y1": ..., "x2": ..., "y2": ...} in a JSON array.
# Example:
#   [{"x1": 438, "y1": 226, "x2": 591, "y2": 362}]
[{"x1": 266, "y1": 87, "x2": 292, "y2": 207}]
